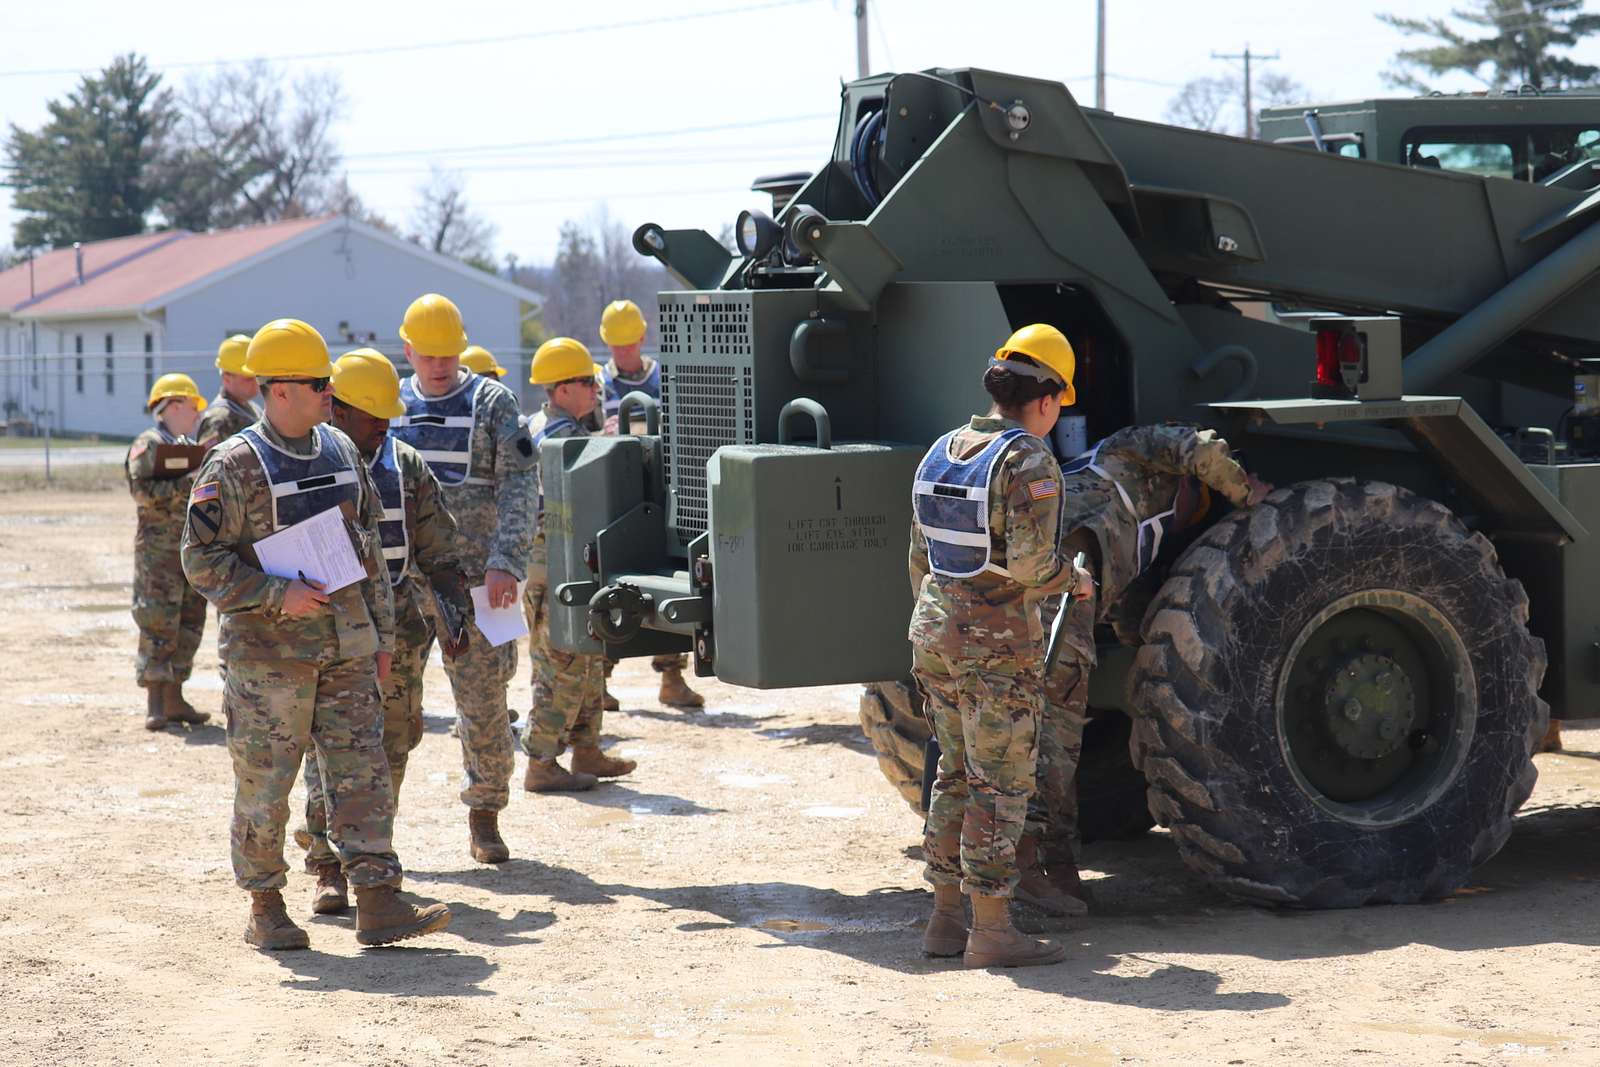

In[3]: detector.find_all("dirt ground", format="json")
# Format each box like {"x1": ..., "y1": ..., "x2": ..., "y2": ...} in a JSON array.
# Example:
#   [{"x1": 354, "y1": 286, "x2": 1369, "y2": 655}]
[{"x1": 5, "y1": 484, "x2": 1600, "y2": 1067}]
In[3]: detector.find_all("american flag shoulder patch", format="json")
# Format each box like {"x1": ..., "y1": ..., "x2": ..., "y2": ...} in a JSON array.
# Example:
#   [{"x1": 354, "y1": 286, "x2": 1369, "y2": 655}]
[
  {"x1": 190, "y1": 481, "x2": 219, "y2": 504},
  {"x1": 1027, "y1": 478, "x2": 1058, "y2": 500}
]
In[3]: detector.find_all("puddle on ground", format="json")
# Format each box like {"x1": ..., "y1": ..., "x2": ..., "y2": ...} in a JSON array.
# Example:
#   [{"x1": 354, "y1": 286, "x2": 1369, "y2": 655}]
[
  {"x1": 583, "y1": 808, "x2": 633, "y2": 827},
  {"x1": 717, "y1": 772, "x2": 790, "y2": 789},
  {"x1": 932, "y1": 1038, "x2": 1116, "y2": 1067},
  {"x1": 757, "y1": 918, "x2": 830, "y2": 933},
  {"x1": 800, "y1": 805, "x2": 865, "y2": 818},
  {"x1": 1363, "y1": 1021, "x2": 1561, "y2": 1051}
]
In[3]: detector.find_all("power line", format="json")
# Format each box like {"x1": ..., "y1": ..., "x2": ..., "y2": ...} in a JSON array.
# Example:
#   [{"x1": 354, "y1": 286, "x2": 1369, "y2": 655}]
[
  {"x1": 0, "y1": 0, "x2": 823, "y2": 79},
  {"x1": 342, "y1": 114, "x2": 834, "y2": 161},
  {"x1": 1212, "y1": 45, "x2": 1279, "y2": 139},
  {"x1": 346, "y1": 153, "x2": 820, "y2": 177}
]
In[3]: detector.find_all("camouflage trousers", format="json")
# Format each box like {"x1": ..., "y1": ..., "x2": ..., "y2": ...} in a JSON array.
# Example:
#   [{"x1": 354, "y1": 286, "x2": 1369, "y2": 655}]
[
  {"x1": 302, "y1": 587, "x2": 431, "y2": 869},
  {"x1": 131, "y1": 540, "x2": 207, "y2": 686},
  {"x1": 521, "y1": 582, "x2": 605, "y2": 759},
  {"x1": 915, "y1": 646, "x2": 1042, "y2": 898},
  {"x1": 602, "y1": 654, "x2": 689, "y2": 678},
  {"x1": 223, "y1": 653, "x2": 401, "y2": 891},
  {"x1": 1025, "y1": 653, "x2": 1089, "y2": 866},
  {"x1": 423, "y1": 583, "x2": 516, "y2": 812}
]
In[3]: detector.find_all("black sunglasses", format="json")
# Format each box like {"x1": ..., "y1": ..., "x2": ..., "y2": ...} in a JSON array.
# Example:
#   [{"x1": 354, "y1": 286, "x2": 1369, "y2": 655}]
[{"x1": 265, "y1": 377, "x2": 332, "y2": 393}]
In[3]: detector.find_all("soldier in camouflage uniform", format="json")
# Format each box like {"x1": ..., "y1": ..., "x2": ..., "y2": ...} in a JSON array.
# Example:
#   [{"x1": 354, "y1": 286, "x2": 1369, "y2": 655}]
[
  {"x1": 1021, "y1": 424, "x2": 1271, "y2": 915},
  {"x1": 595, "y1": 299, "x2": 706, "y2": 709},
  {"x1": 296, "y1": 350, "x2": 473, "y2": 915},
  {"x1": 521, "y1": 337, "x2": 637, "y2": 792},
  {"x1": 194, "y1": 334, "x2": 260, "y2": 447},
  {"x1": 909, "y1": 324, "x2": 1092, "y2": 970},
  {"x1": 126, "y1": 374, "x2": 212, "y2": 731},
  {"x1": 181, "y1": 318, "x2": 451, "y2": 951},
  {"x1": 390, "y1": 293, "x2": 536, "y2": 864}
]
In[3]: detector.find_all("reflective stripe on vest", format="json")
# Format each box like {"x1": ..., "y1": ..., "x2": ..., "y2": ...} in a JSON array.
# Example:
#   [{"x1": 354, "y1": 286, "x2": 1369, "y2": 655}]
[
  {"x1": 369, "y1": 436, "x2": 410, "y2": 587},
  {"x1": 238, "y1": 424, "x2": 361, "y2": 532},
  {"x1": 602, "y1": 359, "x2": 661, "y2": 417},
  {"x1": 530, "y1": 412, "x2": 579, "y2": 519},
  {"x1": 1061, "y1": 440, "x2": 1177, "y2": 576},
  {"x1": 392, "y1": 373, "x2": 486, "y2": 487},
  {"x1": 912, "y1": 427, "x2": 1028, "y2": 579}
]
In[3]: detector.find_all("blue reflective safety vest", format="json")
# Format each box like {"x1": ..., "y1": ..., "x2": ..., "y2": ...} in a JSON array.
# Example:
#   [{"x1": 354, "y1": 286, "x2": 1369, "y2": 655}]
[
  {"x1": 912, "y1": 426, "x2": 1029, "y2": 579},
  {"x1": 601, "y1": 358, "x2": 661, "y2": 418},
  {"x1": 392, "y1": 373, "x2": 490, "y2": 487},
  {"x1": 368, "y1": 436, "x2": 409, "y2": 588},
  {"x1": 1060, "y1": 440, "x2": 1178, "y2": 576},
  {"x1": 237, "y1": 424, "x2": 361, "y2": 532},
  {"x1": 529, "y1": 411, "x2": 580, "y2": 520}
]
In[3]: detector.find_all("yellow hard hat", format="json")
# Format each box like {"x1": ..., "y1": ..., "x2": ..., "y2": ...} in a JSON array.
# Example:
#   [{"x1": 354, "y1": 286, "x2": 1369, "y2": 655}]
[
  {"x1": 331, "y1": 349, "x2": 406, "y2": 419},
  {"x1": 215, "y1": 334, "x2": 254, "y2": 375},
  {"x1": 995, "y1": 323, "x2": 1076, "y2": 406},
  {"x1": 399, "y1": 293, "x2": 468, "y2": 357},
  {"x1": 243, "y1": 318, "x2": 334, "y2": 378},
  {"x1": 147, "y1": 373, "x2": 207, "y2": 412},
  {"x1": 599, "y1": 299, "x2": 647, "y2": 346},
  {"x1": 461, "y1": 344, "x2": 507, "y2": 377},
  {"x1": 530, "y1": 337, "x2": 595, "y2": 385}
]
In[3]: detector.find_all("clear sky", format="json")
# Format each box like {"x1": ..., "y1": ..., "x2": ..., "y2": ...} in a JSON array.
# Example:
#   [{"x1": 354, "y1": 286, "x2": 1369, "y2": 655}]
[{"x1": 5, "y1": 0, "x2": 1600, "y2": 265}]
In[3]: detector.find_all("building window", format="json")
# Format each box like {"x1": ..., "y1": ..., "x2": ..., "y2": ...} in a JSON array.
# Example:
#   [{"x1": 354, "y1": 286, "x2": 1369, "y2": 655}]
[
  {"x1": 75, "y1": 356, "x2": 84, "y2": 394},
  {"x1": 144, "y1": 333, "x2": 153, "y2": 353},
  {"x1": 105, "y1": 356, "x2": 114, "y2": 394},
  {"x1": 74, "y1": 334, "x2": 82, "y2": 354},
  {"x1": 144, "y1": 355, "x2": 153, "y2": 391}
]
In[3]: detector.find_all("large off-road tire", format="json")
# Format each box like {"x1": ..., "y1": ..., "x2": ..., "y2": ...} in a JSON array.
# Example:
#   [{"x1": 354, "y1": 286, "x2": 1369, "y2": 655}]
[
  {"x1": 858, "y1": 680, "x2": 930, "y2": 811},
  {"x1": 858, "y1": 681, "x2": 1153, "y2": 843},
  {"x1": 1128, "y1": 479, "x2": 1547, "y2": 908}
]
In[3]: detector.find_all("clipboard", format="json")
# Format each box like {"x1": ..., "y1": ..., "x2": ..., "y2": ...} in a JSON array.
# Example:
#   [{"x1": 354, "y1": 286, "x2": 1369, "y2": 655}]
[{"x1": 152, "y1": 443, "x2": 209, "y2": 479}]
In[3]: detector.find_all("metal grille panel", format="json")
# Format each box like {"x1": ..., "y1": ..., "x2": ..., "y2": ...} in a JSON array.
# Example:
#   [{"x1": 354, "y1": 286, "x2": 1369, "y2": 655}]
[{"x1": 659, "y1": 296, "x2": 756, "y2": 548}]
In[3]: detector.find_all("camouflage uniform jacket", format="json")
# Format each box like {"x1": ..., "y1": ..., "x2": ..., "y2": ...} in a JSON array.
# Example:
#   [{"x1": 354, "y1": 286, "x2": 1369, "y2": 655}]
[
  {"x1": 424, "y1": 372, "x2": 536, "y2": 582},
  {"x1": 125, "y1": 424, "x2": 196, "y2": 550},
  {"x1": 1061, "y1": 424, "x2": 1251, "y2": 616},
  {"x1": 195, "y1": 392, "x2": 259, "y2": 448},
  {"x1": 387, "y1": 436, "x2": 472, "y2": 627},
  {"x1": 908, "y1": 415, "x2": 1065, "y2": 663},
  {"x1": 180, "y1": 417, "x2": 395, "y2": 661},
  {"x1": 526, "y1": 401, "x2": 592, "y2": 587}
]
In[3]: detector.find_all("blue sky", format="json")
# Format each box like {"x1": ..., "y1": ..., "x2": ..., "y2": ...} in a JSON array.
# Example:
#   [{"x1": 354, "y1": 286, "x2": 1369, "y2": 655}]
[{"x1": 5, "y1": 0, "x2": 1599, "y2": 263}]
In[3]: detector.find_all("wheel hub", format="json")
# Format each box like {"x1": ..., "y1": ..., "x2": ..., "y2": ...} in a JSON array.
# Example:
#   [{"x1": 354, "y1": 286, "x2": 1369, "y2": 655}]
[{"x1": 1322, "y1": 652, "x2": 1416, "y2": 760}]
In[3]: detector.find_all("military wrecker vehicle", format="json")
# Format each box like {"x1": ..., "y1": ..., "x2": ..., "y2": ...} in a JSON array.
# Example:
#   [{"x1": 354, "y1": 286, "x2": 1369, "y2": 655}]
[{"x1": 540, "y1": 68, "x2": 1600, "y2": 908}]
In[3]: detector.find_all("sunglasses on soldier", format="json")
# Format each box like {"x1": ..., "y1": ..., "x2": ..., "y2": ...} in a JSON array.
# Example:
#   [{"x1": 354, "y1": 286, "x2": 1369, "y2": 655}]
[{"x1": 263, "y1": 377, "x2": 332, "y2": 393}]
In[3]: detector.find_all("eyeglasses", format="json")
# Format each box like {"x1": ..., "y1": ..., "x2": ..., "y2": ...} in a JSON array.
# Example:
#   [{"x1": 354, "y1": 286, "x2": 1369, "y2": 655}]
[
  {"x1": 558, "y1": 376, "x2": 600, "y2": 389},
  {"x1": 265, "y1": 377, "x2": 331, "y2": 393}
]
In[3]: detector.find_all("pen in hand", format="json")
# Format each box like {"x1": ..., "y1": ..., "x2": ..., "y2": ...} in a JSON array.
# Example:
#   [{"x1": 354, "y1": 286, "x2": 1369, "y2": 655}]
[{"x1": 283, "y1": 569, "x2": 331, "y2": 617}]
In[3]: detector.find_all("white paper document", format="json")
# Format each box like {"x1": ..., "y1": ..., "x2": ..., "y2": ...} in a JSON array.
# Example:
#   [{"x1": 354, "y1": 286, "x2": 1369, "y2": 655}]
[
  {"x1": 470, "y1": 581, "x2": 529, "y2": 647},
  {"x1": 253, "y1": 506, "x2": 367, "y2": 595}
]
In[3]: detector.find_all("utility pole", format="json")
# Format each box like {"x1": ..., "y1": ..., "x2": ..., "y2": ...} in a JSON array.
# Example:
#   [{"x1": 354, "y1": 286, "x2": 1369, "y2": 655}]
[
  {"x1": 855, "y1": 1, "x2": 870, "y2": 78},
  {"x1": 1095, "y1": 0, "x2": 1107, "y2": 110},
  {"x1": 1212, "y1": 43, "x2": 1279, "y2": 139}
]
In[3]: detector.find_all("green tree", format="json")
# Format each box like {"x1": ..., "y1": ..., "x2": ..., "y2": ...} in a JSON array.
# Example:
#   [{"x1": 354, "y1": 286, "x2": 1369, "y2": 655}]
[
  {"x1": 5, "y1": 54, "x2": 175, "y2": 247},
  {"x1": 1380, "y1": 0, "x2": 1600, "y2": 91}
]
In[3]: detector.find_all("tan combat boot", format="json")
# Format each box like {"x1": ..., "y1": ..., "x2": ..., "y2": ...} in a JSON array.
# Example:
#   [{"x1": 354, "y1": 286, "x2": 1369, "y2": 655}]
[
  {"x1": 524, "y1": 758, "x2": 599, "y2": 793},
  {"x1": 311, "y1": 863, "x2": 348, "y2": 914},
  {"x1": 468, "y1": 809, "x2": 510, "y2": 864},
  {"x1": 1014, "y1": 834, "x2": 1088, "y2": 918},
  {"x1": 162, "y1": 682, "x2": 210, "y2": 725},
  {"x1": 245, "y1": 890, "x2": 310, "y2": 951},
  {"x1": 603, "y1": 688, "x2": 620, "y2": 712},
  {"x1": 353, "y1": 884, "x2": 451, "y2": 947},
  {"x1": 571, "y1": 745, "x2": 636, "y2": 778},
  {"x1": 144, "y1": 687, "x2": 167, "y2": 731},
  {"x1": 963, "y1": 893, "x2": 1067, "y2": 969},
  {"x1": 1541, "y1": 719, "x2": 1564, "y2": 753},
  {"x1": 922, "y1": 883, "x2": 968, "y2": 958},
  {"x1": 657, "y1": 668, "x2": 705, "y2": 708}
]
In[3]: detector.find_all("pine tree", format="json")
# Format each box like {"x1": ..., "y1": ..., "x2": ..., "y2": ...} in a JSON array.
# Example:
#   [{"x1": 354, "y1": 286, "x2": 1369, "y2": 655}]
[
  {"x1": 1381, "y1": 0, "x2": 1600, "y2": 91},
  {"x1": 5, "y1": 54, "x2": 175, "y2": 247}
]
